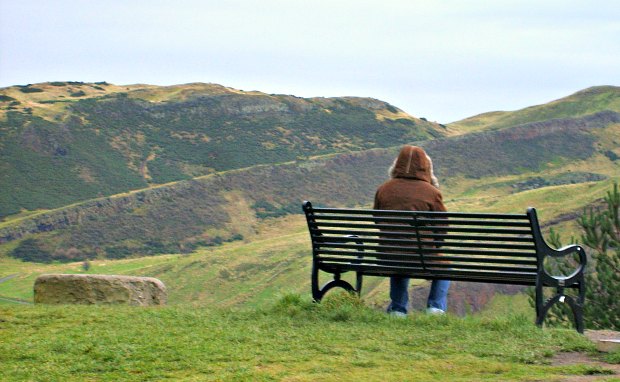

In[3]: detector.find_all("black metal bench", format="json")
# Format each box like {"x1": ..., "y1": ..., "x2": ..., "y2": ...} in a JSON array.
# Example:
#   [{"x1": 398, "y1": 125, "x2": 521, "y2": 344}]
[{"x1": 302, "y1": 201, "x2": 587, "y2": 332}]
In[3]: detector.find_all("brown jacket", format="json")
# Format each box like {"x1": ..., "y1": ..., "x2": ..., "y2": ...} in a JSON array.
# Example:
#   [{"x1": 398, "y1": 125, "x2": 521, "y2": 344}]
[{"x1": 373, "y1": 146, "x2": 446, "y2": 213}]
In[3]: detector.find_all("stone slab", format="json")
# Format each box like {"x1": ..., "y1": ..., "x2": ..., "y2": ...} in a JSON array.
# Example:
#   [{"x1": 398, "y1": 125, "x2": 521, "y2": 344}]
[{"x1": 34, "y1": 274, "x2": 167, "y2": 306}]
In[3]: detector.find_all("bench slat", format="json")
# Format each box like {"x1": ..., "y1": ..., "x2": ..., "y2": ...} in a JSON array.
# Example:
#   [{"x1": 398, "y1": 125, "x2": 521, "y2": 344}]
[
  {"x1": 311, "y1": 208, "x2": 529, "y2": 220},
  {"x1": 311, "y1": 222, "x2": 533, "y2": 235},
  {"x1": 311, "y1": 230, "x2": 535, "y2": 242},
  {"x1": 311, "y1": 215, "x2": 532, "y2": 227},
  {"x1": 319, "y1": 262, "x2": 537, "y2": 285},
  {"x1": 315, "y1": 249, "x2": 538, "y2": 264},
  {"x1": 318, "y1": 256, "x2": 537, "y2": 273},
  {"x1": 316, "y1": 246, "x2": 535, "y2": 258},
  {"x1": 315, "y1": 242, "x2": 536, "y2": 257},
  {"x1": 313, "y1": 236, "x2": 536, "y2": 250}
]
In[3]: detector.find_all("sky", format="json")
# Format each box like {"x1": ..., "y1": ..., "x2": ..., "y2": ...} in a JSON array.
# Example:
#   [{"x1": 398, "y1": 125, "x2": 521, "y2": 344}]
[{"x1": 1, "y1": 1, "x2": 619, "y2": 123}]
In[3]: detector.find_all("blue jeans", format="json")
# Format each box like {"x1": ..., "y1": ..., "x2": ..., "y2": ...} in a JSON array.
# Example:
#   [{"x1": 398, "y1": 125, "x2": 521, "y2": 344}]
[{"x1": 387, "y1": 277, "x2": 451, "y2": 314}]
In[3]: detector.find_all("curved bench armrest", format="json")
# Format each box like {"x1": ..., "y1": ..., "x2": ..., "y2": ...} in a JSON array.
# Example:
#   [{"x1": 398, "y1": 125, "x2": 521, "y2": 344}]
[{"x1": 541, "y1": 244, "x2": 587, "y2": 287}]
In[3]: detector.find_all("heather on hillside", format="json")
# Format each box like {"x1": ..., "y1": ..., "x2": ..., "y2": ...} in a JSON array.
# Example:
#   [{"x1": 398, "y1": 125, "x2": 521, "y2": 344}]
[
  {"x1": 1, "y1": 84, "x2": 618, "y2": 261},
  {"x1": 0, "y1": 84, "x2": 442, "y2": 218},
  {"x1": 2, "y1": 110, "x2": 618, "y2": 261}
]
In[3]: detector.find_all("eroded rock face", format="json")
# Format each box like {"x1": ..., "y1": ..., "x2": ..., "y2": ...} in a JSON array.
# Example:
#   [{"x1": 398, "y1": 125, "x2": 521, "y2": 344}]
[{"x1": 34, "y1": 274, "x2": 167, "y2": 306}]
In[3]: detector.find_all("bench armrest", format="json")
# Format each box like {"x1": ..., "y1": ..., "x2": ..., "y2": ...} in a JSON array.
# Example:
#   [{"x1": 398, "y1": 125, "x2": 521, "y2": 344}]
[{"x1": 540, "y1": 244, "x2": 587, "y2": 287}]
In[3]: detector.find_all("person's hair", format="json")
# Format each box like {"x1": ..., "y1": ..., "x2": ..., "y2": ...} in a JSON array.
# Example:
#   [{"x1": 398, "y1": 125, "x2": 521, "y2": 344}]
[
  {"x1": 388, "y1": 153, "x2": 440, "y2": 188},
  {"x1": 427, "y1": 154, "x2": 440, "y2": 188}
]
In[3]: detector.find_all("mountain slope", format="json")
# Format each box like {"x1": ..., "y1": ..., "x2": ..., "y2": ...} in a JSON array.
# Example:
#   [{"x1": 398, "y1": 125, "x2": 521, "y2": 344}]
[
  {"x1": 0, "y1": 82, "x2": 446, "y2": 217},
  {"x1": 1, "y1": 83, "x2": 618, "y2": 263},
  {"x1": 449, "y1": 85, "x2": 620, "y2": 134},
  {"x1": 1, "y1": 107, "x2": 617, "y2": 261}
]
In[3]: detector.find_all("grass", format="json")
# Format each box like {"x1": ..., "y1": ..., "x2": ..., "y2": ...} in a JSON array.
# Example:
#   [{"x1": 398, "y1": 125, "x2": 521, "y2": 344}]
[{"x1": 0, "y1": 293, "x2": 604, "y2": 382}]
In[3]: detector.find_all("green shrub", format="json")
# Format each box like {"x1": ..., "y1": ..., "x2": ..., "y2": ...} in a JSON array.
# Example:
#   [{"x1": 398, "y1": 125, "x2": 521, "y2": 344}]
[
  {"x1": 18, "y1": 86, "x2": 44, "y2": 93},
  {"x1": 604, "y1": 150, "x2": 619, "y2": 161},
  {"x1": 9, "y1": 238, "x2": 52, "y2": 263}
]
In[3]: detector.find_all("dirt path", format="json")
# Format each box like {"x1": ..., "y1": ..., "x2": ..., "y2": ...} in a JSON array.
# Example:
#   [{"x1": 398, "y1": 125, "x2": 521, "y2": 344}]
[
  {"x1": 0, "y1": 274, "x2": 32, "y2": 305},
  {"x1": 0, "y1": 274, "x2": 19, "y2": 284},
  {"x1": 551, "y1": 330, "x2": 620, "y2": 381}
]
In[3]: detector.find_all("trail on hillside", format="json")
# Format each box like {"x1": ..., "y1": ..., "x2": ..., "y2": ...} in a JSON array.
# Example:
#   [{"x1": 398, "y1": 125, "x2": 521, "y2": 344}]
[
  {"x1": 0, "y1": 274, "x2": 33, "y2": 305},
  {"x1": 0, "y1": 274, "x2": 18, "y2": 283}
]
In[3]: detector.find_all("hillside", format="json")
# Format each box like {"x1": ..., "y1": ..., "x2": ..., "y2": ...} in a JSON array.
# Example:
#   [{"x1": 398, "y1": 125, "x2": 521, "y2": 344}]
[
  {"x1": 1, "y1": 105, "x2": 618, "y2": 262},
  {"x1": 0, "y1": 82, "x2": 446, "y2": 218},
  {"x1": 0, "y1": 84, "x2": 619, "y2": 316},
  {"x1": 0, "y1": 83, "x2": 620, "y2": 261},
  {"x1": 449, "y1": 85, "x2": 620, "y2": 134},
  {"x1": 0, "y1": 85, "x2": 620, "y2": 261}
]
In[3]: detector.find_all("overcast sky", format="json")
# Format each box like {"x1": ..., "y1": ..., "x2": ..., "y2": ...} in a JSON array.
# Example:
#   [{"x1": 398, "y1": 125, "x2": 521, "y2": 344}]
[{"x1": 1, "y1": 1, "x2": 619, "y2": 123}]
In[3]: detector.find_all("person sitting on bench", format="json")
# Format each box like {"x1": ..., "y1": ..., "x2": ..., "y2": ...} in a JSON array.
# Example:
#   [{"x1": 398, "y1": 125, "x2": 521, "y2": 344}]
[{"x1": 374, "y1": 145, "x2": 450, "y2": 316}]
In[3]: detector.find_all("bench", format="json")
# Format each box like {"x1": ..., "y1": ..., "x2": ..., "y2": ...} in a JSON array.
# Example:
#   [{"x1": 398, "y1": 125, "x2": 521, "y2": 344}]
[{"x1": 302, "y1": 201, "x2": 586, "y2": 333}]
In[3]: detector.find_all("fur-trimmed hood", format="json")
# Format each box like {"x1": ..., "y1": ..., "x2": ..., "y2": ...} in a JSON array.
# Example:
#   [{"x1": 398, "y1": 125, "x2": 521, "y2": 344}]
[
  {"x1": 375, "y1": 145, "x2": 445, "y2": 213},
  {"x1": 389, "y1": 146, "x2": 433, "y2": 184}
]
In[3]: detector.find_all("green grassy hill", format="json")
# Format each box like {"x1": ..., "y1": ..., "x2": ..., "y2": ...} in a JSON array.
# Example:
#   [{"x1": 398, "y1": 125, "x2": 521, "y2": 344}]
[
  {"x1": 0, "y1": 82, "x2": 445, "y2": 218},
  {"x1": 2, "y1": 103, "x2": 617, "y2": 261},
  {"x1": 449, "y1": 85, "x2": 620, "y2": 134}
]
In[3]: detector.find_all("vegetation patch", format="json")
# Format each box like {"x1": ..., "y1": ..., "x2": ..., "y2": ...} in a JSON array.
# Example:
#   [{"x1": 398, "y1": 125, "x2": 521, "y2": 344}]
[
  {"x1": 509, "y1": 172, "x2": 607, "y2": 192},
  {"x1": 17, "y1": 85, "x2": 44, "y2": 93}
]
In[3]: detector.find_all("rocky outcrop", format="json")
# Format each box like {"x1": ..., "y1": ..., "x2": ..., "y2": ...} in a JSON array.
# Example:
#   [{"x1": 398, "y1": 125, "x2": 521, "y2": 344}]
[{"x1": 33, "y1": 274, "x2": 167, "y2": 306}]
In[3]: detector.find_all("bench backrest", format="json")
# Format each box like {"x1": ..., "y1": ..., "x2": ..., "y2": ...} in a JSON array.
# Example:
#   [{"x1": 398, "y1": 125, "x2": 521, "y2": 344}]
[{"x1": 303, "y1": 201, "x2": 543, "y2": 286}]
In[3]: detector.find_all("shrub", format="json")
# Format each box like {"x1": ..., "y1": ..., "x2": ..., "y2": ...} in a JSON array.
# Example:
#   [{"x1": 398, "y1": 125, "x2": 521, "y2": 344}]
[
  {"x1": 9, "y1": 238, "x2": 52, "y2": 263},
  {"x1": 604, "y1": 150, "x2": 619, "y2": 161},
  {"x1": 18, "y1": 86, "x2": 44, "y2": 93}
]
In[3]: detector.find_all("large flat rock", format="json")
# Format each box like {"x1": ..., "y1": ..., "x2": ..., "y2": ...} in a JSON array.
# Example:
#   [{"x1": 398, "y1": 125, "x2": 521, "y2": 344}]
[{"x1": 34, "y1": 274, "x2": 167, "y2": 306}]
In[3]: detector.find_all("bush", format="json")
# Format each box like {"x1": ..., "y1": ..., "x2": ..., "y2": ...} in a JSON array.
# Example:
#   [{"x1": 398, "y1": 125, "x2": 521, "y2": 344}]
[
  {"x1": 604, "y1": 150, "x2": 619, "y2": 161},
  {"x1": 18, "y1": 86, "x2": 44, "y2": 93},
  {"x1": 9, "y1": 238, "x2": 52, "y2": 263}
]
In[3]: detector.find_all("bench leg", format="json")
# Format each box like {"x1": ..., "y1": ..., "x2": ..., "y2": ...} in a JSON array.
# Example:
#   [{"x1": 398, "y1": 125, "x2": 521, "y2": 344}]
[
  {"x1": 311, "y1": 261, "x2": 321, "y2": 301},
  {"x1": 356, "y1": 271, "x2": 363, "y2": 296},
  {"x1": 312, "y1": 262, "x2": 357, "y2": 302},
  {"x1": 535, "y1": 280, "x2": 585, "y2": 334},
  {"x1": 535, "y1": 282, "x2": 544, "y2": 326}
]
